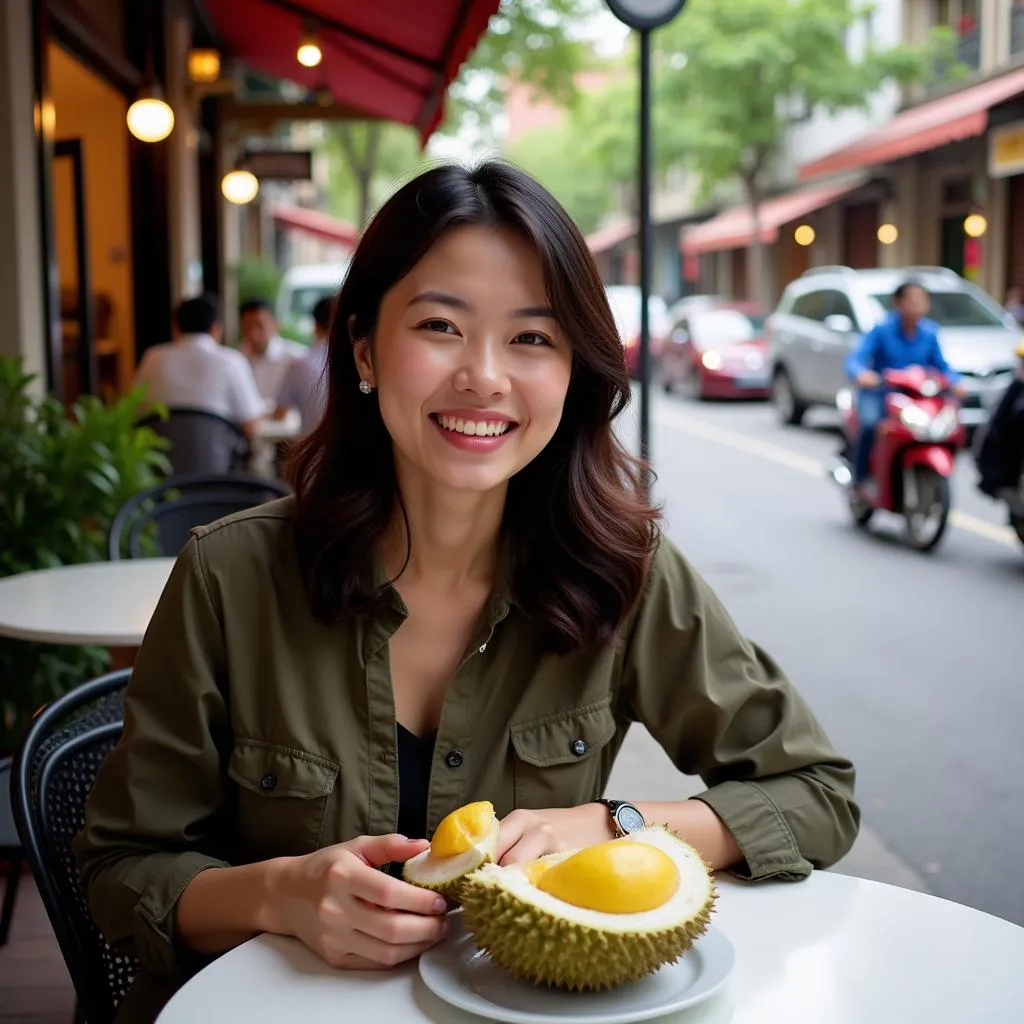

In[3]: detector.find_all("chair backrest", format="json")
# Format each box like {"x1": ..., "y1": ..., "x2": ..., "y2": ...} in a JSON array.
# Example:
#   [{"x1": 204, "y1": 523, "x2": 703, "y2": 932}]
[
  {"x1": 138, "y1": 406, "x2": 250, "y2": 476},
  {"x1": 11, "y1": 670, "x2": 134, "y2": 1024},
  {"x1": 0, "y1": 758, "x2": 18, "y2": 853},
  {"x1": 108, "y1": 473, "x2": 291, "y2": 559}
]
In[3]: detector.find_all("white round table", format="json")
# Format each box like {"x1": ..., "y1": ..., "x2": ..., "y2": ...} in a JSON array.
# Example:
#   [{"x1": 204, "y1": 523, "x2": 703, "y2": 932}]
[
  {"x1": 257, "y1": 409, "x2": 302, "y2": 443},
  {"x1": 0, "y1": 559, "x2": 176, "y2": 646},
  {"x1": 155, "y1": 872, "x2": 1024, "y2": 1023}
]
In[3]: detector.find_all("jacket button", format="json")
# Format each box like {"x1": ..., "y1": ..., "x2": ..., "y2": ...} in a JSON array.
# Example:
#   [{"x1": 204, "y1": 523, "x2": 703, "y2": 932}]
[
  {"x1": 260, "y1": 772, "x2": 278, "y2": 791},
  {"x1": 571, "y1": 739, "x2": 588, "y2": 757},
  {"x1": 445, "y1": 749, "x2": 464, "y2": 768}
]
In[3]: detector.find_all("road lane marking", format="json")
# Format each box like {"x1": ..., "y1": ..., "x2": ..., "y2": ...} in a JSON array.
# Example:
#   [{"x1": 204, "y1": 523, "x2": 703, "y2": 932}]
[{"x1": 654, "y1": 403, "x2": 1017, "y2": 549}]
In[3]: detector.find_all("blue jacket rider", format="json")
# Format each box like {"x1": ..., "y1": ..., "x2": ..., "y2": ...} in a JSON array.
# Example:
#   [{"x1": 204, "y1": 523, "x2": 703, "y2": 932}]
[{"x1": 844, "y1": 279, "x2": 963, "y2": 487}]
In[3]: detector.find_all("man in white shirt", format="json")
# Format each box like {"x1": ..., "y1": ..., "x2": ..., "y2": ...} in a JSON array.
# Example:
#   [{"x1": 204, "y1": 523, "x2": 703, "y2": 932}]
[
  {"x1": 275, "y1": 295, "x2": 332, "y2": 436},
  {"x1": 133, "y1": 294, "x2": 266, "y2": 439},
  {"x1": 238, "y1": 298, "x2": 307, "y2": 411}
]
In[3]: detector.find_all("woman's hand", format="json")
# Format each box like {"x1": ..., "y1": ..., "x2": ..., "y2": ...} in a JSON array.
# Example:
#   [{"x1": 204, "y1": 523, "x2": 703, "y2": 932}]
[
  {"x1": 496, "y1": 805, "x2": 615, "y2": 865},
  {"x1": 267, "y1": 834, "x2": 450, "y2": 969}
]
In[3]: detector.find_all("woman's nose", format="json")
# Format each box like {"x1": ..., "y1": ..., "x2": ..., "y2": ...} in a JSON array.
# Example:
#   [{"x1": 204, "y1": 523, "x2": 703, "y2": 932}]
[{"x1": 455, "y1": 337, "x2": 511, "y2": 396}]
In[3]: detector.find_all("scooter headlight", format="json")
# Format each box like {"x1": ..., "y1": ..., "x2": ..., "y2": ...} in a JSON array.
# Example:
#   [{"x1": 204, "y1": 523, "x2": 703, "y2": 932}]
[
  {"x1": 899, "y1": 404, "x2": 931, "y2": 439},
  {"x1": 927, "y1": 405, "x2": 959, "y2": 441}
]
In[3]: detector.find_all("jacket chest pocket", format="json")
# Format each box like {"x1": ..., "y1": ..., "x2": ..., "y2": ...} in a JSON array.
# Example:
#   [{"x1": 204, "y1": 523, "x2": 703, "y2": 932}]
[
  {"x1": 228, "y1": 739, "x2": 340, "y2": 859},
  {"x1": 510, "y1": 698, "x2": 618, "y2": 810}
]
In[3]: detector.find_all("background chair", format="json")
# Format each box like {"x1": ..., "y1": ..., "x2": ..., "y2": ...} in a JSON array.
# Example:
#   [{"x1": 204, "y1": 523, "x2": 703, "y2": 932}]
[
  {"x1": 0, "y1": 757, "x2": 23, "y2": 948},
  {"x1": 108, "y1": 473, "x2": 290, "y2": 560},
  {"x1": 138, "y1": 407, "x2": 250, "y2": 476},
  {"x1": 11, "y1": 669, "x2": 134, "y2": 1024}
]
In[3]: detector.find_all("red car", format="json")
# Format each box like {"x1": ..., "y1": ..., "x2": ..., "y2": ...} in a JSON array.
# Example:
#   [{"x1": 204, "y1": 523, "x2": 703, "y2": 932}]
[{"x1": 659, "y1": 303, "x2": 771, "y2": 399}]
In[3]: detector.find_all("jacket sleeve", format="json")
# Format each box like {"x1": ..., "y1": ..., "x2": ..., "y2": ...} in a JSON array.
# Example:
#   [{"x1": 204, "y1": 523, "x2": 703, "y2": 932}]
[
  {"x1": 72, "y1": 537, "x2": 232, "y2": 974},
  {"x1": 845, "y1": 325, "x2": 879, "y2": 380},
  {"x1": 618, "y1": 536, "x2": 859, "y2": 881}
]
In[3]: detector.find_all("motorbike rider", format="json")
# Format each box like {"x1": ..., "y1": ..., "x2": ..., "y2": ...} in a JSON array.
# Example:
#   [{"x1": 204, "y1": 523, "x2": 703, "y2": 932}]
[
  {"x1": 974, "y1": 339, "x2": 1024, "y2": 498},
  {"x1": 844, "y1": 278, "x2": 965, "y2": 497}
]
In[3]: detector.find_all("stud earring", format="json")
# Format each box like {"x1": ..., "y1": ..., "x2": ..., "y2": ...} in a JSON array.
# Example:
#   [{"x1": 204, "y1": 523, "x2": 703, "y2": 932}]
[{"x1": 358, "y1": 379, "x2": 372, "y2": 394}]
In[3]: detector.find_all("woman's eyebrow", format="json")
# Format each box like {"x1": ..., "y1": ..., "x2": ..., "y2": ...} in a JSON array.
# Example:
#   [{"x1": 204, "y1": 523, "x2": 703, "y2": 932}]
[{"x1": 408, "y1": 291, "x2": 555, "y2": 320}]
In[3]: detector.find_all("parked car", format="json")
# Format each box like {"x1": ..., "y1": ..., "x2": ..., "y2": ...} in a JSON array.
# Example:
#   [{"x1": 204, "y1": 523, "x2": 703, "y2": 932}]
[
  {"x1": 767, "y1": 265, "x2": 1024, "y2": 427},
  {"x1": 666, "y1": 293, "x2": 728, "y2": 321},
  {"x1": 275, "y1": 262, "x2": 349, "y2": 339},
  {"x1": 660, "y1": 303, "x2": 770, "y2": 399},
  {"x1": 605, "y1": 285, "x2": 670, "y2": 378}
]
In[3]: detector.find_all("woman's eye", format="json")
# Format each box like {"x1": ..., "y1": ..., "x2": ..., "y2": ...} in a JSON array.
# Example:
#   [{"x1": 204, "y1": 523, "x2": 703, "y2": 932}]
[
  {"x1": 419, "y1": 319, "x2": 457, "y2": 334},
  {"x1": 513, "y1": 331, "x2": 551, "y2": 347}
]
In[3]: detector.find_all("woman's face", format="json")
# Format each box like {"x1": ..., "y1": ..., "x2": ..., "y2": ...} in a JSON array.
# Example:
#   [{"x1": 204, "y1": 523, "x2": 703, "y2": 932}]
[{"x1": 354, "y1": 225, "x2": 573, "y2": 496}]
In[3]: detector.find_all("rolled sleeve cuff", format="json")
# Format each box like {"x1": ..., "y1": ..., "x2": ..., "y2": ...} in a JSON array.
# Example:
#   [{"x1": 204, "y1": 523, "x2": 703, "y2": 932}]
[
  {"x1": 134, "y1": 853, "x2": 230, "y2": 973},
  {"x1": 694, "y1": 781, "x2": 812, "y2": 881}
]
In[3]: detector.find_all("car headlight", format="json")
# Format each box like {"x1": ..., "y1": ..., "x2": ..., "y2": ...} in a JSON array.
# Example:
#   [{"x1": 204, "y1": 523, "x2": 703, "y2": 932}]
[{"x1": 701, "y1": 351, "x2": 723, "y2": 370}]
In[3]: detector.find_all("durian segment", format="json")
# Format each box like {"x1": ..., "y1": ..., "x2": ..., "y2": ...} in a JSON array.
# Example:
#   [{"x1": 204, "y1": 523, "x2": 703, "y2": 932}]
[
  {"x1": 459, "y1": 826, "x2": 716, "y2": 991},
  {"x1": 403, "y1": 801, "x2": 500, "y2": 901},
  {"x1": 534, "y1": 840, "x2": 679, "y2": 914}
]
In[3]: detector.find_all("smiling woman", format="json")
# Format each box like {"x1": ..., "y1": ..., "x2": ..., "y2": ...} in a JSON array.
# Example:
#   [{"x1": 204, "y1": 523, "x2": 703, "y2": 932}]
[{"x1": 74, "y1": 162, "x2": 858, "y2": 1020}]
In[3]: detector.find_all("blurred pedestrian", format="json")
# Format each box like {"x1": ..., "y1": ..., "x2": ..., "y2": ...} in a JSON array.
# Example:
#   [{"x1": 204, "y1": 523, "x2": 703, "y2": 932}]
[
  {"x1": 133, "y1": 293, "x2": 265, "y2": 439},
  {"x1": 274, "y1": 295, "x2": 332, "y2": 435},
  {"x1": 1005, "y1": 286, "x2": 1024, "y2": 327},
  {"x1": 239, "y1": 298, "x2": 307, "y2": 410}
]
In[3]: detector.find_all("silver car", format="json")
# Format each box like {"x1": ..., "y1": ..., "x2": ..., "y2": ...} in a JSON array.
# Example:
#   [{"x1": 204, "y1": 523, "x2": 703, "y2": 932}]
[{"x1": 767, "y1": 266, "x2": 1023, "y2": 428}]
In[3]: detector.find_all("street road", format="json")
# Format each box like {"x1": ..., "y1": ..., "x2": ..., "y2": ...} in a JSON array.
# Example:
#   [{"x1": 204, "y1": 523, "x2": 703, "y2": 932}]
[{"x1": 608, "y1": 389, "x2": 1022, "y2": 926}]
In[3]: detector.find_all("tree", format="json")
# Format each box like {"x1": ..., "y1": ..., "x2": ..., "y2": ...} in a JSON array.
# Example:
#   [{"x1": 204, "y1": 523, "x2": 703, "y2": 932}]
[
  {"x1": 655, "y1": 0, "x2": 957, "y2": 302},
  {"x1": 319, "y1": 0, "x2": 598, "y2": 228}
]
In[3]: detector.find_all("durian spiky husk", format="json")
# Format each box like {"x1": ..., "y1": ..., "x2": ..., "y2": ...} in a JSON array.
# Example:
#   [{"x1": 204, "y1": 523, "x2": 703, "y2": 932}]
[{"x1": 459, "y1": 826, "x2": 716, "y2": 991}]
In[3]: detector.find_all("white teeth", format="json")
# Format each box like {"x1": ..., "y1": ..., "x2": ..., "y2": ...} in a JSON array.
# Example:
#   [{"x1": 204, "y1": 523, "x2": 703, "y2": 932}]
[{"x1": 437, "y1": 415, "x2": 511, "y2": 437}]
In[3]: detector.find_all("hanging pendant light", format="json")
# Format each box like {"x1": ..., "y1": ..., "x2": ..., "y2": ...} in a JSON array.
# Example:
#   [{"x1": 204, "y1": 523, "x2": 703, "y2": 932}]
[
  {"x1": 222, "y1": 166, "x2": 260, "y2": 205},
  {"x1": 297, "y1": 20, "x2": 323, "y2": 68},
  {"x1": 127, "y1": 84, "x2": 175, "y2": 142}
]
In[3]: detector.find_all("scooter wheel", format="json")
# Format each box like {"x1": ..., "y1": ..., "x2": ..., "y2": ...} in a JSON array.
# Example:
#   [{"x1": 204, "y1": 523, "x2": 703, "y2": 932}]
[
  {"x1": 904, "y1": 470, "x2": 950, "y2": 553},
  {"x1": 848, "y1": 498, "x2": 874, "y2": 527}
]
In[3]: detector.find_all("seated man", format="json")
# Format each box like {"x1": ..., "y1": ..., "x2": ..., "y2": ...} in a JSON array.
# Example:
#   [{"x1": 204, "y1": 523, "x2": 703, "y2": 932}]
[
  {"x1": 274, "y1": 295, "x2": 332, "y2": 437},
  {"x1": 975, "y1": 341, "x2": 1024, "y2": 498},
  {"x1": 844, "y1": 279, "x2": 963, "y2": 493},
  {"x1": 238, "y1": 298, "x2": 307, "y2": 411},
  {"x1": 133, "y1": 293, "x2": 265, "y2": 440}
]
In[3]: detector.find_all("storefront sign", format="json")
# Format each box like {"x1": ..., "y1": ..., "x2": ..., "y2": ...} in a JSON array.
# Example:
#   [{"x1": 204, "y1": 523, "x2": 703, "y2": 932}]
[{"x1": 989, "y1": 121, "x2": 1024, "y2": 179}]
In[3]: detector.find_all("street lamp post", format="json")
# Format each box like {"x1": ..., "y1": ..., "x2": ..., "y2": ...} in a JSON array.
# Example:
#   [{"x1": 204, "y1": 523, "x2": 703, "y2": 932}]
[{"x1": 603, "y1": 0, "x2": 687, "y2": 477}]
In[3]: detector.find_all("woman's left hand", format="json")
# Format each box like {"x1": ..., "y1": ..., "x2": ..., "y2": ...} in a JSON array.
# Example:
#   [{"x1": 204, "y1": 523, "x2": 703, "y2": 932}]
[{"x1": 496, "y1": 804, "x2": 615, "y2": 866}]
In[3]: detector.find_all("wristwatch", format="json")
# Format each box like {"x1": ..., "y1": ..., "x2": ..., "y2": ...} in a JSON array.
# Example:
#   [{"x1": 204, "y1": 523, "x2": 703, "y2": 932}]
[{"x1": 598, "y1": 799, "x2": 646, "y2": 838}]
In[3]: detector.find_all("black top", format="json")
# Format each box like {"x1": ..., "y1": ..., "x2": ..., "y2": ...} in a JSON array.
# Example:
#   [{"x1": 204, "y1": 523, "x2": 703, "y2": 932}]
[{"x1": 396, "y1": 722, "x2": 436, "y2": 841}]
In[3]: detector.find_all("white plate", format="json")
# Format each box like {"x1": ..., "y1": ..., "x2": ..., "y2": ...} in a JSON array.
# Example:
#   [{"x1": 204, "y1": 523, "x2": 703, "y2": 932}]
[{"x1": 419, "y1": 916, "x2": 735, "y2": 1024}]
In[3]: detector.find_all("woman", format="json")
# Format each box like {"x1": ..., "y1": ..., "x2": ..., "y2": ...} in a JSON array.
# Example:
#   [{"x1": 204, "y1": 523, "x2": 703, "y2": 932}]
[{"x1": 75, "y1": 163, "x2": 858, "y2": 1014}]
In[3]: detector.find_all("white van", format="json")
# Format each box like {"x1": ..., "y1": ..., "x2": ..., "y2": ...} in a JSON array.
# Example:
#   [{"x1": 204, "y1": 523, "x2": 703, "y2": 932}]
[{"x1": 275, "y1": 262, "x2": 349, "y2": 339}]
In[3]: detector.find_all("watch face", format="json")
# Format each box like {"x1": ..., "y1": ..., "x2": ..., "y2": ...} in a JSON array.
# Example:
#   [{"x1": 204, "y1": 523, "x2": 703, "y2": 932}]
[{"x1": 616, "y1": 803, "x2": 646, "y2": 834}]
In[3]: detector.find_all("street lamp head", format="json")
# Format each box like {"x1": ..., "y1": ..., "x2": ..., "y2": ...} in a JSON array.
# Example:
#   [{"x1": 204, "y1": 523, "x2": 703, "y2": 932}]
[{"x1": 604, "y1": 0, "x2": 687, "y2": 31}]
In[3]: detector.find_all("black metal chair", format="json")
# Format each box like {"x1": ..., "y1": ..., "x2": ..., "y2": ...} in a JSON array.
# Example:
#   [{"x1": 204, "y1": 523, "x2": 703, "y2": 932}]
[
  {"x1": 108, "y1": 473, "x2": 291, "y2": 560},
  {"x1": 11, "y1": 669, "x2": 135, "y2": 1024},
  {"x1": 0, "y1": 757, "x2": 24, "y2": 948},
  {"x1": 138, "y1": 406, "x2": 251, "y2": 476}
]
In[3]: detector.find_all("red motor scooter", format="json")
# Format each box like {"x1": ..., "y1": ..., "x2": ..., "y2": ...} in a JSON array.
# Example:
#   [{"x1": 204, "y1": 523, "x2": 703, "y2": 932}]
[{"x1": 831, "y1": 366, "x2": 966, "y2": 552}]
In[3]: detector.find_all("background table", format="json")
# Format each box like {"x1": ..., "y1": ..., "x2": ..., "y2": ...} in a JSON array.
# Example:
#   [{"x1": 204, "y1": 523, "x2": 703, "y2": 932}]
[
  {"x1": 0, "y1": 559, "x2": 176, "y2": 646},
  {"x1": 156, "y1": 871, "x2": 1024, "y2": 1023}
]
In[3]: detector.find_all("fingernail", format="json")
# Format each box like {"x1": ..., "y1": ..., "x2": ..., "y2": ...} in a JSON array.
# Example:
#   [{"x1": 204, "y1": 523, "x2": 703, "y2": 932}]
[{"x1": 433, "y1": 897, "x2": 448, "y2": 913}]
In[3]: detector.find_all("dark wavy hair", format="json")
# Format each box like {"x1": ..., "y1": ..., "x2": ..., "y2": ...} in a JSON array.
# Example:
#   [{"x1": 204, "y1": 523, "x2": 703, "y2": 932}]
[{"x1": 287, "y1": 161, "x2": 659, "y2": 654}]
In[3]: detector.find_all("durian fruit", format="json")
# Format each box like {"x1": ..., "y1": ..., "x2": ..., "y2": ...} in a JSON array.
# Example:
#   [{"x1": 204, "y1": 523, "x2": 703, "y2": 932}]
[
  {"x1": 403, "y1": 800, "x2": 500, "y2": 901},
  {"x1": 459, "y1": 826, "x2": 715, "y2": 991}
]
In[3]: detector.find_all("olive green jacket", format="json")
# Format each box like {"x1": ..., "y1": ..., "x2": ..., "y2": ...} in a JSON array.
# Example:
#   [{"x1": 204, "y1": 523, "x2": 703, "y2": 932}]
[{"x1": 74, "y1": 498, "x2": 858, "y2": 974}]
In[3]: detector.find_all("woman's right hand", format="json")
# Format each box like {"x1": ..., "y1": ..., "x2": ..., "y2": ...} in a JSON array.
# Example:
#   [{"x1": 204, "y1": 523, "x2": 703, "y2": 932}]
[{"x1": 268, "y1": 833, "x2": 449, "y2": 969}]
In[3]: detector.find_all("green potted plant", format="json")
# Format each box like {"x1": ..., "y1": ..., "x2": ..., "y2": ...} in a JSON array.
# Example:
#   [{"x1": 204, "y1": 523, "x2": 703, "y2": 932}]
[{"x1": 0, "y1": 357, "x2": 170, "y2": 750}]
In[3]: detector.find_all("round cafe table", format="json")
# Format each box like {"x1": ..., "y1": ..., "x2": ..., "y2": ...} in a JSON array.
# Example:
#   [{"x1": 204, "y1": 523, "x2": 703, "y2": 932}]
[
  {"x1": 0, "y1": 558, "x2": 176, "y2": 646},
  {"x1": 156, "y1": 871, "x2": 1024, "y2": 1023}
]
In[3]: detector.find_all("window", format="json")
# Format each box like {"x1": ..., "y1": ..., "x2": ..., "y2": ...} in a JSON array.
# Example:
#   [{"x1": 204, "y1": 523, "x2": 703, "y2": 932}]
[
  {"x1": 791, "y1": 291, "x2": 827, "y2": 321},
  {"x1": 820, "y1": 290, "x2": 859, "y2": 325},
  {"x1": 869, "y1": 291, "x2": 1006, "y2": 327}
]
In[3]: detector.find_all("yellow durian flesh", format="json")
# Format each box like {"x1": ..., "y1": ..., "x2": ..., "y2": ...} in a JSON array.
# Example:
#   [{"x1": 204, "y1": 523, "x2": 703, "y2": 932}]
[
  {"x1": 533, "y1": 841, "x2": 679, "y2": 914},
  {"x1": 430, "y1": 801, "x2": 495, "y2": 858}
]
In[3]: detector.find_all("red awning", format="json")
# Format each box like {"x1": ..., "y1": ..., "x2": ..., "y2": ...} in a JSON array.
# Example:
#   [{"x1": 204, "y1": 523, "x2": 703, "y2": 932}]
[
  {"x1": 800, "y1": 67, "x2": 1024, "y2": 180},
  {"x1": 271, "y1": 204, "x2": 359, "y2": 246},
  {"x1": 202, "y1": 0, "x2": 500, "y2": 141},
  {"x1": 680, "y1": 179, "x2": 865, "y2": 256},
  {"x1": 586, "y1": 219, "x2": 637, "y2": 254}
]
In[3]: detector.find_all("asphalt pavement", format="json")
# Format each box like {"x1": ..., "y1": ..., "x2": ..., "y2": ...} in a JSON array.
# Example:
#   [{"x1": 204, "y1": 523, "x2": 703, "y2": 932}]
[{"x1": 605, "y1": 386, "x2": 1023, "y2": 926}]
